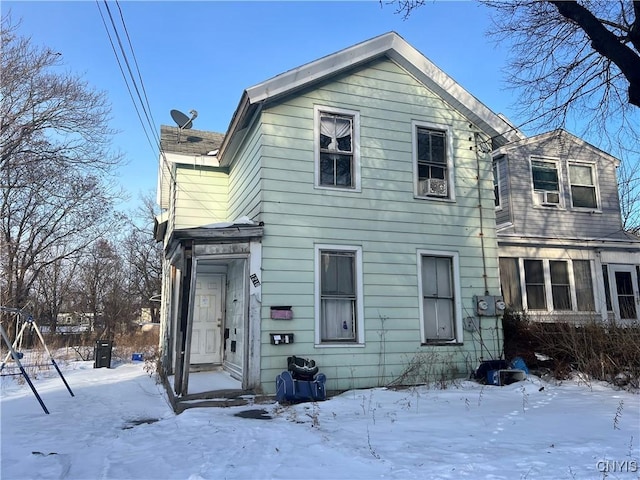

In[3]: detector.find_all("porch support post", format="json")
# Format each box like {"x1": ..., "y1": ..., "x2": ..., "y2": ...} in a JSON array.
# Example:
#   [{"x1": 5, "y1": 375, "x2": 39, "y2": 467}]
[
  {"x1": 174, "y1": 241, "x2": 193, "y2": 396},
  {"x1": 180, "y1": 251, "x2": 198, "y2": 396}
]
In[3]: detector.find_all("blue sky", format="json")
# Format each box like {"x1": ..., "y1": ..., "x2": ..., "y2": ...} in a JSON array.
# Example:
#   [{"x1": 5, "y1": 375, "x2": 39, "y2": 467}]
[{"x1": 6, "y1": 1, "x2": 521, "y2": 208}]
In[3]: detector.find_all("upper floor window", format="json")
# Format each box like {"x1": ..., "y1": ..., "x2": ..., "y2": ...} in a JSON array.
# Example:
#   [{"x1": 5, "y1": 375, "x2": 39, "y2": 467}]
[
  {"x1": 413, "y1": 122, "x2": 453, "y2": 200},
  {"x1": 569, "y1": 163, "x2": 598, "y2": 209},
  {"x1": 531, "y1": 159, "x2": 561, "y2": 207},
  {"x1": 314, "y1": 106, "x2": 360, "y2": 191},
  {"x1": 493, "y1": 160, "x2": 501, "y2": 208}
]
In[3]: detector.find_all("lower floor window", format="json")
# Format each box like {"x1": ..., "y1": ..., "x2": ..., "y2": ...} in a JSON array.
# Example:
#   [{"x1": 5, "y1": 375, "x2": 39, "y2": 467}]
[
  {"x1": 500, "y1": 257, "x2": 595, "y2": 312},
  {"x1": 316, "y1": 246, "x2": 363, "y2": 344},
  {"x1": 603, "y1": 265, "x2": 639, "y2": 320},
  {"x1": 419, "y1": 252, "x2": 460, "y2": 343}
]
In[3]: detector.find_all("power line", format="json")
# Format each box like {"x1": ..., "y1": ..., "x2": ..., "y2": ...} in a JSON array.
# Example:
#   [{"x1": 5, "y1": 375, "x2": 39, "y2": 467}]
[
  {"x1": 96, "y1": 1, "x2": 227, "y2": 219},
  {"x1": 95, "y1": 0, "x2": 157, "y2": 156}
]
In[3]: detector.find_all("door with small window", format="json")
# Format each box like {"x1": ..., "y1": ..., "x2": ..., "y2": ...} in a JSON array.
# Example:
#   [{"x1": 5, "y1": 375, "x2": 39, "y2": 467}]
[
  {"x1": 608, "y1": 265, "x2": 639, "y2": 321},
  {"x1": 190, "y1": 274, "x2": 224, "y2": 365}
]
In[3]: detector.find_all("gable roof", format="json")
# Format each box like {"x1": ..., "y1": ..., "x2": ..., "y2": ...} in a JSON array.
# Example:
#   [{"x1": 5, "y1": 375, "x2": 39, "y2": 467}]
[
  {"x1": 493, "y1": 129, "x2": 620, "y2": 166},
  {"x1": 218, "y1": 31, "x2": 524, "y2": 164}
]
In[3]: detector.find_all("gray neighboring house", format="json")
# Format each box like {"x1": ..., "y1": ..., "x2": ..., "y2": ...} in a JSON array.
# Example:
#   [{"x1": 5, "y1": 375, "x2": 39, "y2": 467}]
[{"x1": 494, "y1": 129, "x2": 640, "y2": 323}]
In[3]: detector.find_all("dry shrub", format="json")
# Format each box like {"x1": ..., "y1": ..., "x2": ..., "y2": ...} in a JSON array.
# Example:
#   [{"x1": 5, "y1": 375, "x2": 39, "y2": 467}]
[
  {"x1": 111, "y1": 329, "x2": 159, "y2": 364},
  {"x1": 389, "y1": 350, "x2": 461, "y2": 389},
  {"x1": 503, "y1": 310, "x2": 640, "y2": 388}
]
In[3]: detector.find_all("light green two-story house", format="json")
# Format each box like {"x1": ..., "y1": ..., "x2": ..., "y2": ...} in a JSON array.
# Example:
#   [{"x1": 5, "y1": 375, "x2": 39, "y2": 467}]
[{"x1": 154, "y1": 32, "x2": 521, "y2": 409}]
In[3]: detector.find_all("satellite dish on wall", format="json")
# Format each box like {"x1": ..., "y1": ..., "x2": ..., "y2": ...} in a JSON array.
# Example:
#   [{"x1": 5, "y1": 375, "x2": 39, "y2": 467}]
[{"x1": 170, "y1": 109, "x2": 198, "y2": 142}]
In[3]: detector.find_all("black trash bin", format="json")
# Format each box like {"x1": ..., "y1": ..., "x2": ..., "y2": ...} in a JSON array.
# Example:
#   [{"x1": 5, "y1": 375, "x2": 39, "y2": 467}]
[{"x1": 94, "y1": 340, "x2": 113, "y2": 368}]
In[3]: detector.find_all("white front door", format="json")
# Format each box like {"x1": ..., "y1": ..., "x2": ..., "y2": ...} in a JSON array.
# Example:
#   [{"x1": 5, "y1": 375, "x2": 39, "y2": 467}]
[
  {"x1": 609, "y1": 265, "x2": 639, "y2": 322},
  {"x1": 191, "y1": 274, "x2": 224, "y2": 365}
]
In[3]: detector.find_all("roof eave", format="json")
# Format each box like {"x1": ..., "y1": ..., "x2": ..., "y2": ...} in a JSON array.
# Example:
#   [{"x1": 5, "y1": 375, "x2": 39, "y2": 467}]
[{"x1": 219, "y1": 31, "x2": 521, "y2": 165}]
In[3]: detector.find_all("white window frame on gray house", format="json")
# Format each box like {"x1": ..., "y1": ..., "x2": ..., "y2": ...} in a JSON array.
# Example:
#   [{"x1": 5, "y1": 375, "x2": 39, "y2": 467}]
[
  {"x1": 412, "y1": 121, "x2": 455, "y2": 201},
  {"x1": 493, "y1": 159, "x2": 501, "y2": 210},
  {"x1": 314, "y1": 105, "x2": 361, "y2": 191},
  {"x1": 501, "y1": 257, "x2": 596, "y2": 313},
  {"x1": 530, "y1": 157, "x2": 563, "y2": 208},
  {"x1": 314, "y1": 244, "x2": 364, "y2": 346},
  {"x1": 568, "y1": 161, "x2": 600, "y2": 210},
  {"x1": 417, "y1": 250, "x2": 463, "y2": 344}
]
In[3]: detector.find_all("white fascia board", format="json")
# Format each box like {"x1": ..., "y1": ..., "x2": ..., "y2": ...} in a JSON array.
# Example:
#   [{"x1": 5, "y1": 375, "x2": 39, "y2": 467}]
[
  {"x1": 245, "y1": 31, "x2": 520, "y2": 143},
  {"x1": 497, "y1": 234, "x2": 640, "y2": 249},
  {"x1": 385, "y1": 39, "x2": 521, "y2": 143},
  {"x1": 163, "y1": 151, "x2": 220, "y2": 168},
  {"x1": 223, "y1": 31, "x2": 522, "y2": 165},
  {"x1": 245, "y1": 32, "x2": 399, "y2": 104},
  {"x1": 493, "y1": 129, "x2": 620, "y2": 165}
]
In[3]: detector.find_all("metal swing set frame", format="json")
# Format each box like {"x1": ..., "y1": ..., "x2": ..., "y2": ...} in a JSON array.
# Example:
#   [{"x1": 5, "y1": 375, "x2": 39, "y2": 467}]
[{"x1": 0, "y1": 306, "x2": 74, "y2": 414}]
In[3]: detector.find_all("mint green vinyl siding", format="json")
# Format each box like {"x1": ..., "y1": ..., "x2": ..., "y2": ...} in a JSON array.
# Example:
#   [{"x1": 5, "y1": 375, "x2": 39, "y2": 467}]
[
  {"x1": 173, "y1": 167, "x2": 228, "y2": 229},
  {"x1": 227, "y1": 59, "x2": 502, "y2": 393},
  {"x1": 227, "y1": 119, "x2": 263, "y2": 223}
]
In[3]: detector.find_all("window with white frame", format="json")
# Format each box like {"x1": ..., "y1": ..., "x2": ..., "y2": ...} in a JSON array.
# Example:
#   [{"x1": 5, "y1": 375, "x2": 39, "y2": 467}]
[
  {"x1": 418, "y1": 251, "x2": 461, "y2": 343},
  {"x1": 413, "y1": 122, "x2": 452, "y2": 199},
  {"x1": 524, "y1": 259, "x2": 547, "y2": 309},
  {"x1": 569, "y1": 163, "x2": 598, "y2": 209},
  {"x1": 315, "y1": 245, "x2": 363, "y2": 344},
  {"x1": 499, "y1": 257, "x2": 523, "y2": 310},
  {"x1": 315, "y1": 106, "x2": 360, "y2": 190},
  {"x1": 500, "y1": 257, "x2": 596, "y2": 313},
  {"x1": 493, "y1": 160, "x2": 501, "y2": 208},
  {"x1": 573, "y1": 260, "x2": 595, "y2": 311},
  {"x1": 531, "y1": 159, "x2": 561, "y2": 206},
  {"x1": 550, "y1": 260, "x2": 572, "y2": 310}
]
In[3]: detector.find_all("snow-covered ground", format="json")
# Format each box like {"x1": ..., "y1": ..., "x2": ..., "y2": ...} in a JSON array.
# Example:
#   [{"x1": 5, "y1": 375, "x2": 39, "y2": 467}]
[{"x1": 1, "y1": 358, "x2": 638, "y2": 480}]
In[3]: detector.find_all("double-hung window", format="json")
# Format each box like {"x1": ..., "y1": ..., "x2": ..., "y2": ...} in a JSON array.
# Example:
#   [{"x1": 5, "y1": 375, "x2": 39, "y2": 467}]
[
  {"x1": 501, "y1": 257, "x2": 596, "y2": 313},
  {"x1": 524, "y1": 259, "x2": 546, "y2": 310},
  {"x1": 315, "y1": 245, "x2": 364, "y2": 345},
  {"x1": 569, "y1": 163, "x2": 598, "y2": 209},
  {"x1": 413, "y1": 122, "x2": 453, "y2": 199},
  {"x1": 418, "y1": 251, "x2": 462, "y2": 344},
  {"x1": 531, "y1": 159, "x2": 561, "y2": 206},
  {"x1": 315, "y1": 106, "x2": 360, "y2": 190},
  {"x1": 550, "y1": 260, "x2": 572, "y2": 310},
  {"x1": 493, "y1": 160, "x2": 501, "y2": 208},
  {"x1": 573, "y1": 260, "x2": 595, "y2": 311}
]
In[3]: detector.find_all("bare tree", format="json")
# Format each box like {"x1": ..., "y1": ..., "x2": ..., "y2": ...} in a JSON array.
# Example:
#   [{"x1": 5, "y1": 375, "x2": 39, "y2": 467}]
[
  {"x1": 31, "y1": 252, "x2": 80, "y2": 333},
  {"x1": 478, "y1": 1, "x2": 639, "y2": 133},
  {"x1": 480, "y1": 1, "x2": 640, "y2": 230},
  {"x1": 124, "y1": 193, "x2": 162, "y2": 324},
  {"x1": 72, "y1": 239, "x2": 128, "y2": 338},
  {"x1": 389, "y1": 1, "x2": 638, "y2": 126},
  {"x1": 0, "y1": 15, "x2": 124, "y2": 328}
]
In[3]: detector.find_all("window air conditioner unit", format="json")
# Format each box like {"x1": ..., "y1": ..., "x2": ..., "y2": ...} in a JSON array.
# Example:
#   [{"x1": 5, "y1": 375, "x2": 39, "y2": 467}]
[
  {"x1": 534, "y1": 190, "x2": 560, "y2": 206},
  {"x1": 419, "y1": 179, "x2": 447, "y2": 197}
]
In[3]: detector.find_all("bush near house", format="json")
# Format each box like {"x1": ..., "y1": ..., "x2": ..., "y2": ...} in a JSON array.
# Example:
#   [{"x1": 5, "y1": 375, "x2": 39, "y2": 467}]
[
  {"x1": 8, "y1": 329, "x2": 160, "y2": 365},
  {"x1": 502, "y1": 309, "x2": 640, "y2": 389}
]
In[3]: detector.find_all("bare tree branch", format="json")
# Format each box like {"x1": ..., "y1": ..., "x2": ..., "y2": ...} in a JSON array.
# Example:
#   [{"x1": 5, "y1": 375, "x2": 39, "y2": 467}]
[
  {"x1": 1, "y1": 14, "x2": 124, "y2": 323},
  {"x1": 549, "y1": 0, "x2": 640, "y2": 106}
]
